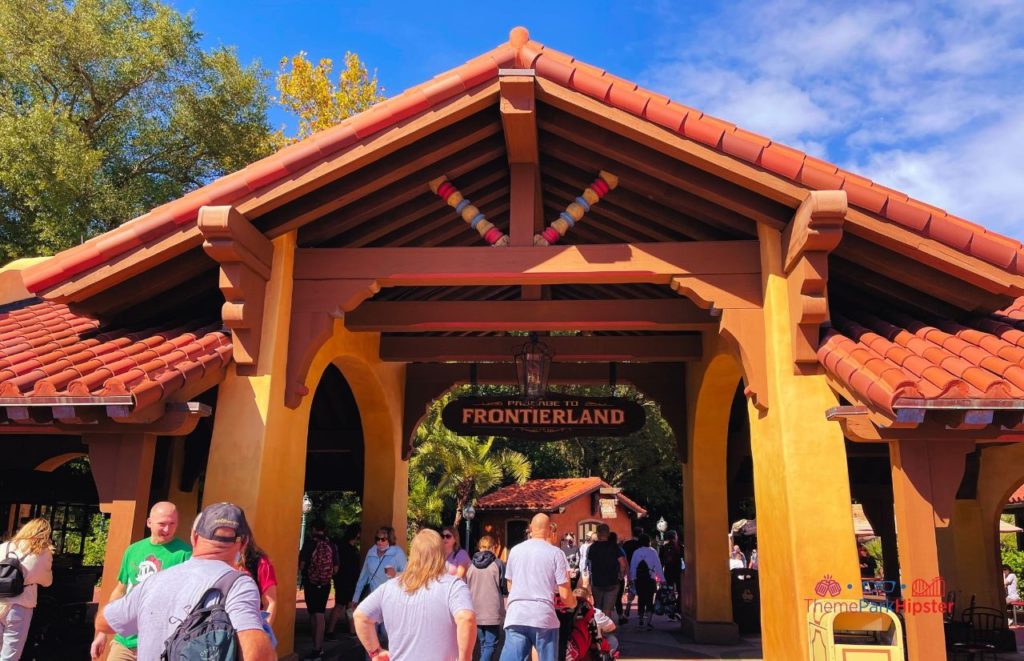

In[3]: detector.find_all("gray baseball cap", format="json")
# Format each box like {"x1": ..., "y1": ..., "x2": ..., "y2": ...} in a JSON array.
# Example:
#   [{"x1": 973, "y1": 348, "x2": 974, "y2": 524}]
[{"x1": 195, "y1": 502, "x2": 250, "y2": 543}]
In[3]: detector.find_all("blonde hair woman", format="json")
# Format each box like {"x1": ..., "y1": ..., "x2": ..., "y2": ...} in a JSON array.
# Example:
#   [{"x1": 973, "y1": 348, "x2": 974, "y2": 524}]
[
  {"x1": 0, "y1": 518, "x2": 54, "y2": 660},
  {"x1": 355, "y1": 530, "x2": 477, "y2": 661}
]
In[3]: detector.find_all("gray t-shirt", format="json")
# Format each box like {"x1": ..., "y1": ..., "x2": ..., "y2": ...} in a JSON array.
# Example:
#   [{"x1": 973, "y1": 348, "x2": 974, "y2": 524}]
[
  {"x1": 356, "y1": 574, "x2": 474, "y2": 661},
  {"x1": 504, "y1": 538, "x2": 569, "y2": 630},
  {"x1": 105, "y1": 557, "x2": 264, "y2": 660}
]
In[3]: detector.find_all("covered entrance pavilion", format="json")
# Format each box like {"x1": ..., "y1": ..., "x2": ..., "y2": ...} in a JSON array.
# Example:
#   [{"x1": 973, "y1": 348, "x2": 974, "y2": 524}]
[{"x1": 2, "y1": 27, "x2": 1024, "y2": 661}]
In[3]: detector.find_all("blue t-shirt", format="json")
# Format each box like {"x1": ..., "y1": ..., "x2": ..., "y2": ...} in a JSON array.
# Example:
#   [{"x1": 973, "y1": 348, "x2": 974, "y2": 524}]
[
  {"x1": 504, "y1": 538, "x2": 569, "y2": 630},
  {"x1": 356, "y1": 574, "x2": 474, "y2": 661}
]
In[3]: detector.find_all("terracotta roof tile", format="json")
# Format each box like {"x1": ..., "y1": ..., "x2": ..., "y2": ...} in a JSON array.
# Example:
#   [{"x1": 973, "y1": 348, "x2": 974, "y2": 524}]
[
  {"x1": 0, "y1": 300, "x2": 230, "y2": 413},
  {"x1": 820, "y1": 304, "x2": 1024, "y2": 413},
  {"x1": 1010, "y1": 485, "x2": 1024, "y2": 505},
  {"x1": 22, "y1": 26, "x2": 1024, "y2": 297},
  {"x1": 476, "y1": 477, "x2": 646, "y2": 515}
]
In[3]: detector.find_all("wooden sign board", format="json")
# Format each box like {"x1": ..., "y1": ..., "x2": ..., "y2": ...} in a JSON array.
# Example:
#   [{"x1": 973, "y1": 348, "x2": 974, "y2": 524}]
[
  {"x1": 599, "y1": 498, "x2": 618, "y2": 519},
  {"x1": 441, "y1": 394, "x2": 645, "y2": 441}
]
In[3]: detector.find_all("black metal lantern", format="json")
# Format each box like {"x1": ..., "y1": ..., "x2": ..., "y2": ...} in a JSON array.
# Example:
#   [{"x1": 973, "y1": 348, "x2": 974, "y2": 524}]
[{"x1": 513, "y1": 332, "x2": 553, "y2": 398}]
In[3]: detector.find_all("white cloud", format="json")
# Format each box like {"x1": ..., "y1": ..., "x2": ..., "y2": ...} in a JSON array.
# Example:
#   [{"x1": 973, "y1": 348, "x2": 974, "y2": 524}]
[{"x1": 638, "y1": 0, "x2": 1024, "y2": 239}]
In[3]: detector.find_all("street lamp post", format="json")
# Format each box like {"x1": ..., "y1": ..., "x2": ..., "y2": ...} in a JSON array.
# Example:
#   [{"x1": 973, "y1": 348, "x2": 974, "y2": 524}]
[
  {"x1": 462, "y1": 505, "x2": 476, "y2": 551},
  {"x1": 299, "y1": 493, "x2": 313, "y2": 549},
  {"x1": 656, "y1": 516, "x2": 668, "y2": 545}
]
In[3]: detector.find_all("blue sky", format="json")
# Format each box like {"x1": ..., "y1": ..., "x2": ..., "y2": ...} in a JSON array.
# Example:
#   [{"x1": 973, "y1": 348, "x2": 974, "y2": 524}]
[{"x1": 172, "y1": 0, "x2": 1024, "y2": 241}]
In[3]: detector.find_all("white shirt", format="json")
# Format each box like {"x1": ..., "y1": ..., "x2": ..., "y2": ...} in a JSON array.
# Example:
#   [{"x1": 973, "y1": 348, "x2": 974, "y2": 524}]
[
  {"x1": 504, "y1": 539, "x2": 569, "y2": 630},
  {"x1": 628, "y1": 546, "x2": 665, "y2": 583},
  {"x1": 1006, "y1": 572, "x2": 1019, "y2": 600}
]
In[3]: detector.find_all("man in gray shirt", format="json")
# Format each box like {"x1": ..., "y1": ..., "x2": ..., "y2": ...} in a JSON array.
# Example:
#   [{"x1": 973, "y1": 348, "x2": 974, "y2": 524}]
[{"x1": 96, "y1": 502, "x2": 275, "y2": 661}]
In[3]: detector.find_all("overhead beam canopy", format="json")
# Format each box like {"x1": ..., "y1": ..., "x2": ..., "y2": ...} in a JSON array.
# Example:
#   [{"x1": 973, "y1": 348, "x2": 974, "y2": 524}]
[
  {"x1": 379, "y1": 334, "x2": 702, "y2": 362},
  {"x1": 293, "y1": 241, "x2": 760, "y2": 287},
  {"x1": 345, "y1": 299, "x2": 715, "y2": 332}
]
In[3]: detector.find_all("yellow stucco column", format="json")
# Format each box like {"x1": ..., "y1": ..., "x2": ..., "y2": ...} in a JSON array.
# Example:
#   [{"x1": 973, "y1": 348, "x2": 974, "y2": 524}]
[
  {"x1": 746, "y1": 225, "x2": 861, "y2": 661},
  {"x1": 682, "y1": 339, "x2": 740, "y2": 643},
  {"x1": 970, "y1": 443, "x2": 1024, "y2": 609},
  {"x1": 204, "y1": 231, "x2": 409, "y2": 655},
  {"x1": 945, "y1": 499, "x2": 1001, "y2": 610},
  {"x1": 204, "y1": 231, "x2": 312, "y2": 655}
]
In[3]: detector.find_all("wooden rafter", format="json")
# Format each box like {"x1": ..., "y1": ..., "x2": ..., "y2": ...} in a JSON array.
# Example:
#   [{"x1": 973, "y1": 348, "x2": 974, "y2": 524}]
[
  {"x1": 379, "y1": 334, "x2": 701, "y2": 362},
  {"x1": 343, "y1": 299, "x2": 715, "y2": 332},
  {"x1": 292, "y1": 242, "x2": 761, "y2": 286}
]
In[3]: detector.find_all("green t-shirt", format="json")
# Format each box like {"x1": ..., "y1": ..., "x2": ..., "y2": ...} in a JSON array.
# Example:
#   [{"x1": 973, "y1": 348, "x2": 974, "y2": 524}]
[{"x1": 113, "y1": 537, "x2": 192, "y2": 649}]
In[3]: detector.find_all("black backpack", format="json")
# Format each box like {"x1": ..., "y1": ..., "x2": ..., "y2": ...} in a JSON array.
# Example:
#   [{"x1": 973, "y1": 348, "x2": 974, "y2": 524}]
[
  {"x1": 0, "y1": 546, "x2": 25, "y2": 598},
  {"x1": 161, "y1": 570, "x2": 245, "y2": 661}
]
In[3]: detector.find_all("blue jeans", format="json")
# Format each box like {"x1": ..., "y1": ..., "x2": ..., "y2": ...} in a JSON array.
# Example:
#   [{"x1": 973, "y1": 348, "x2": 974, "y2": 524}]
[
  {"x1": 478, "y1": 624, "x2": 501, "y2": 661},
  {"x1": 0, "y1": 604, "x2": 32, "y2": 661},
  {"x1": 499, "y1": 626, "x2": 558, "y2": 661}
]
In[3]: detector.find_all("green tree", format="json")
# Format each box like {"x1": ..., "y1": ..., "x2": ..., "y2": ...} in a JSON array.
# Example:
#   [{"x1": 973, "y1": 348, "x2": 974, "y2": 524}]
[
  {"x1": 411, "y1": 395, "x2": 531, "y2": 528},
  {"x1": 276, "y1": 51, "x2": 384, "y2": 140},
  {"x1": 0, "y1": 0, "x2": 277, "y2": 262}
]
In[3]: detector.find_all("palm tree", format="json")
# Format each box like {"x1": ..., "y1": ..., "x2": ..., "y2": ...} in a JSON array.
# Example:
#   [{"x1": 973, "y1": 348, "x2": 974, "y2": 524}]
[{"x1": 412, "y1": 407, "x2": 531, "y2": 527}]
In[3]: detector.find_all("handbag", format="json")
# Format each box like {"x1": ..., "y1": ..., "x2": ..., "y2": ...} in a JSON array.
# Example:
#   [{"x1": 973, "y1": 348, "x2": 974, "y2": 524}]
[{"x1": 358, "y1": 557, "x2": 385, "y2": 602}]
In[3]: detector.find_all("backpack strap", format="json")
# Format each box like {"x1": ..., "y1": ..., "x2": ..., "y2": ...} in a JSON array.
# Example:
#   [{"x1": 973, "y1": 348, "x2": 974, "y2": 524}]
[{"x1": 195, "y1": 569, "x2": 246, "y2": 610}]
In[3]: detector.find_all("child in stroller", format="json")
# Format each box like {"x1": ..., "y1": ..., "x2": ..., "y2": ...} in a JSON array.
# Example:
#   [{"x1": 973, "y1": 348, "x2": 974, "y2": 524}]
[
  {"x1": 654, "y1": 583, "x2": 680, "y2": 621},
  {"x1": 555, "y1": 587, "x2": 619, "y2": 661}
]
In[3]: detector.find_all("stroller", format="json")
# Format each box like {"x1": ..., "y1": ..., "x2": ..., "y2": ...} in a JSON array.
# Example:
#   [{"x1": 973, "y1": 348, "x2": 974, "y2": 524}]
[
  {"x1": 654, "y1": 583, "x2": 680, "y2": 621},
  {"x1": 557, "y1": 598, "x2": 618, "y2": 661}
]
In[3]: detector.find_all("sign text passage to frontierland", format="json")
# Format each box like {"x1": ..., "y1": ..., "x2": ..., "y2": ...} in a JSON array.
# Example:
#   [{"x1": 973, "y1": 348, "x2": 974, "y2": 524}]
[{"x1": 441, "y1": 394, "x2": 645, "y2": 441}]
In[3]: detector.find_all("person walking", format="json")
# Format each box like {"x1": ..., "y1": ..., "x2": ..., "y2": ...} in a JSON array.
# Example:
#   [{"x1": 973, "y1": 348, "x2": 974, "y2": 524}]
[
  {"x1": 351, "y1": 526, "x2": 408, "y2": 651},
  {"x1": 354, "y1": 529, "x2": 476, "y2": 661},
  {"x1": 299, "y1": 520, "x2": 338, "y2": 660},
  {"x1": 0, "y1": 518, "x2": 53, "y2": 660},
  {"x1": 90, "y1": 501, "x2": 191, "y2": 660},
  {"x1": 619, "y1": 526, "x2": 642, "y2": 625},
  {"x1": 659, "y1": 530, "x2": 683, "y2": 617},
  {"x1": 241, "y1": 532, "x2": 279, "y2": 646},
  {"x1": 326, "y1": 524, "x2": 361, "y2": 640},
  {"x1": 499, "y1": 513, "x2": 577, "y2": 661},
  {"x1": 466, "y1": 535, "x2": 505, "y2": 661},
  {"x1": 583, "y1": 524, "x2": 625, "y2": 618},
  {"x1": 95, "y1": 502, "x2": 275, "y2": 661},
  {"x1": 442, "y1": 526, "x2": 470, "y2": 580},
  {"x1": 577, "y1": 531, "x2": 597, "y2": 586},
  {"x1": 629, "y1": 534, "x2": 665, "y2": 630}
]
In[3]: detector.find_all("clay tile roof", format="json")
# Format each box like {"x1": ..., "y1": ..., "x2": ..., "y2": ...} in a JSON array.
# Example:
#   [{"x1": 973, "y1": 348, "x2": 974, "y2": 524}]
[
  {"x1": 819, "y1": 300, "x2": 1024, "y2": 414},
  {"x1": 476, "y1": 477, "x2": 647, "y2": 515},
  {"x1": 0, "y1": 300, "x2": 231, "y2": 412},
  {"x1": 1010, "y1": 485, "x2": 1024, "y2": 505},
  {"x1": 21, "y1": 27, "x2": 1024, "y2": 295}
]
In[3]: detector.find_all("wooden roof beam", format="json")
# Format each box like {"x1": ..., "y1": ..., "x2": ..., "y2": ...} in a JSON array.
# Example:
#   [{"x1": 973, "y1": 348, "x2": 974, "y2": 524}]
[
  {"x1": 344, "y1": 299, "x2": 716, "y2": 332},
  {"x1": 293, "y1": 242, "x2": 761, "y2": 286},
  {"x1": 379, "y1": 334, "x2": 702, "y2": 362}
]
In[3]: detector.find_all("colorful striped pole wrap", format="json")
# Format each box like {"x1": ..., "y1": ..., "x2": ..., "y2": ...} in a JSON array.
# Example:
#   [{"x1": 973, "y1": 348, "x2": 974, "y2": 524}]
[
  {"x1": 533, "y1": 171, "x2": 618, "y2": 246},
  {"x1": 428, "y1": 175, "x2": 509, "y2": 247}
]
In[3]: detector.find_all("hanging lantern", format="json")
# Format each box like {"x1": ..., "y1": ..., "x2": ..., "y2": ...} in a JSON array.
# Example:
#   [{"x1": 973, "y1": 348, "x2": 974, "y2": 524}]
[{"x1": 513, "y1": 333, "x2": 553, "y2": 398}]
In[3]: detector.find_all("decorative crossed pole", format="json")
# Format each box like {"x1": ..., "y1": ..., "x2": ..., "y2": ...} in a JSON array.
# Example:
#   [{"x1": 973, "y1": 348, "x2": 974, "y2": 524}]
[
  {"x1": 534, "y1": 171, "x2": 618, "y2": 246},
  {"x1": 429, "y1": 175, "x2": 510, "y2": 247}
]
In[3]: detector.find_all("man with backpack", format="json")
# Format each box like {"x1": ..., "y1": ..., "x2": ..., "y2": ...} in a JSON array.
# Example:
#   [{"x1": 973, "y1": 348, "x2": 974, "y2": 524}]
[
  {"x1": 96, "y1": 502, "x2": 275, "y2": 661},
  {"x1": 298, "y1": 521, "x2": 338, "y2": 660}
]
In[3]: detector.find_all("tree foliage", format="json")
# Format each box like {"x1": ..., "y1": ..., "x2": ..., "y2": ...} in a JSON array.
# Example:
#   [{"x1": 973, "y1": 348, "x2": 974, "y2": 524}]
[
  {"x1": 410, "y1": 393, "x2": 531, "y2": 529},
  {"x1": 276, "y1": 51, "x2": 384, "y2": 141},
  {"x1": 0, "y1": 0, "x2": 277, "y2": 262}
]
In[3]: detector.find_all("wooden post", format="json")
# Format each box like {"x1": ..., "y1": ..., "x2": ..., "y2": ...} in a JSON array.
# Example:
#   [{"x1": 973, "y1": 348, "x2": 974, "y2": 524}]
[
  {"x1": 889, "y1": 440, "x2": 956, "y2": 660},
  {"x1": 86, "y1": 433, "x2": 157, "y2": 607}
]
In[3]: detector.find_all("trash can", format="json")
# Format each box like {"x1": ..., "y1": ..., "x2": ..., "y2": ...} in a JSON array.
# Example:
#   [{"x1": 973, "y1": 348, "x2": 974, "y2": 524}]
[
  {"x1": 731, "y1": 568, "x2": 760, "y2": 633},
  {"x1": 806, "y1": 600, "x2": 904, "y2": 660}
]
